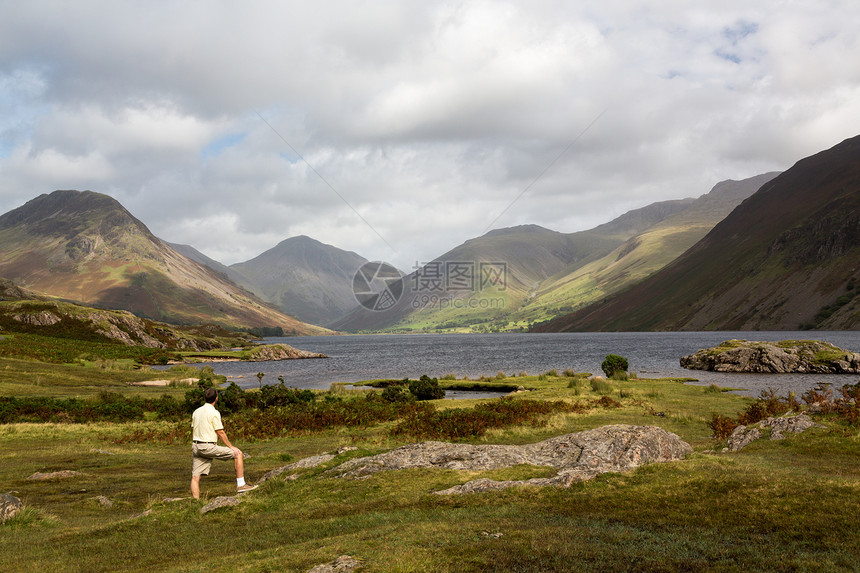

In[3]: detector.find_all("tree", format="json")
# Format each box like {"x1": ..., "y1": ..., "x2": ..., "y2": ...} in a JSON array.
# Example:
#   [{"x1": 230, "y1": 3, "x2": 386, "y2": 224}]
[
  {"x1": 601, "y1": 354, "x2": 629, "y2": 378},
  {"x1": 256, "y1": 372, "x2": 265, "y2": 388}
]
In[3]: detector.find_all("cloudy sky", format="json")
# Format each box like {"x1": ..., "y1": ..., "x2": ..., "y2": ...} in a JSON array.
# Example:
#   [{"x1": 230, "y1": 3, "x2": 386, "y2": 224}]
[{"x1": 1, "y1": 1, "x2": 859, "y2": 271}]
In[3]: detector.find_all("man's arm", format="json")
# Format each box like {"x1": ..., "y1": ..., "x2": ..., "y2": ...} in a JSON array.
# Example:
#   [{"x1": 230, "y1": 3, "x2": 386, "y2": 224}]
[{"x1": 215, "y1": 429, "x2": 241, "y2": 456}]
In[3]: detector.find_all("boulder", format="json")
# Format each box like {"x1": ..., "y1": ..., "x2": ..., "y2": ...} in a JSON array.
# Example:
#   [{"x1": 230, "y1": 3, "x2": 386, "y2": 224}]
[
  {"x1": 681, "y1": 339, "x2": 860, "y2": 374},
  {"x1": 726, "y1": 425, "x2": 761, "y2": 452},
  {"x1": 95, "y1": 495, "x2": 113, "y2": 508},
  {"x1": 27, "y1": 470, "x2": 82, "y2": 480},
  {"x1": 725, "y1": 413, "x2": 822, "y2": 451},
  {"x1": 200, "y1": 496, "x2": 241, "y2": 514},
  {"x1": 760, "y1": 413, "x2": 821, "y2": 441},
  {"x1": 326, "y1": 425, "x2": 692, "y2": 494},
  {"x1": 259, "y1": 453, "x2": 336, "y2": 483},
  {"x1": 307, "y1": 555, "x2": 363, "y2": 573},
  {"x1": 0, "y1": 493, "x2": 23, "y2": 523}
]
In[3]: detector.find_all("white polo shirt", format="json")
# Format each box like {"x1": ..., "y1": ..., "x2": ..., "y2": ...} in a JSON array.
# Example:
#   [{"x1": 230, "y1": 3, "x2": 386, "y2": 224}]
[{"x1": 191, "y1": 402, "x2": 224, "y2": 442}]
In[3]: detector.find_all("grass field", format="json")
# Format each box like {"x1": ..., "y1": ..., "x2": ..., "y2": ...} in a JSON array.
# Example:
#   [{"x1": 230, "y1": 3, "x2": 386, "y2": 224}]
[{"x1": 1, "y1": 363, "x2": 859, "y2": 572}]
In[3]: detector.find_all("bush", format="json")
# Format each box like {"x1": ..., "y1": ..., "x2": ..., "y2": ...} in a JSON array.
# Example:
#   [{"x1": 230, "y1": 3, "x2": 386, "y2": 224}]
[
  {"x1": 391, "y1": 398, "x2": 580, "y2": 440},
  {"x1": 709, "y1": 414, "x2": 739, "y2": 439},
  {"x1": 601, "y1": 354, "x2": 629, "y2": 378},
  {"x1": 408, "y1": 375, "x2": 445, "y2": 401},
  {"x1": 382, "y1": 385, "x2": 416, "y2": 403}
]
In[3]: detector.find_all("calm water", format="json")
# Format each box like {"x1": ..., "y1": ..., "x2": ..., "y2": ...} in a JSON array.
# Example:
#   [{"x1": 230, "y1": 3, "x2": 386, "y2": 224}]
[{"x1": 180, "y1": 332, "x2": 860, "y2": 397}]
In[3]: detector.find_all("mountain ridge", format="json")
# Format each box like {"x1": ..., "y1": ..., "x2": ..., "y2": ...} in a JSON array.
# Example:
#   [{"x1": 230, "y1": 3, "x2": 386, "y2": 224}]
[{"x1": 535, "y1": 135, "x2": 860, "y2": 331}]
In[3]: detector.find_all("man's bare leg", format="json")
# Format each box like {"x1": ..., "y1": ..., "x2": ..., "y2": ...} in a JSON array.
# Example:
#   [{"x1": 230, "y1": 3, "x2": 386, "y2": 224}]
[
  {"x1": 233, "y1": 448, "x2": 244, "y2": 479},
  {"x1": 191, "y1": 474, "x2": 201, "y2": 499}
]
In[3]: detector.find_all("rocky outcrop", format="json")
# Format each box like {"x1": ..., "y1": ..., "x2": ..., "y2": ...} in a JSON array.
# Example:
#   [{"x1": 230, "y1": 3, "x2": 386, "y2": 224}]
[
  {"x1": 85, "y1": 311, "x2": 166, "y2": 348},
  {"x1": 307, "y1": 555, "x2": 363, "y2": 573},
  {"x1": 726, "y1": 413, "x2": 822, "y2": 451},
  {"x1": 27, "y1": 470, "x2": 82, "y2": 480},
  {"x1": 247, "y1": 343, "x2": 327, "y2": 361},
  {"x1": 200, "y1": 496, "x2": 241, "y2": 514},
  {"x1": 0, "y1": 278, "x2": 35, "y2": 301},
  {"x1": 0, "y1": 493, "x2": 23, "y2": 522},
  {"x1": 259, "y1": 454, "x2": 336, "y2": 483},
  {"x1": 326, "y1": 425, "x2": 692, "y2": 494},
  {"x1": 259, "y1": 447, "x2": 358, "y2": 483},
  {"x1": 12, "y1": 311, "x2": 61, "y2": 326},
  {"x1": 681, "y1": 339, "x2": 860, "y2": 373}
]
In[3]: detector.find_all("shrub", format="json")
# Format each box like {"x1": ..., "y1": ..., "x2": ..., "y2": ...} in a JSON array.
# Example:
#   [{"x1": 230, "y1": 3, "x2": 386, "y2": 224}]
[
  {"x1": 408, "y1": 375, "x2": 445, "y2": 401},
  {"x1": 601, "y1": 354, "x2": 629, "y2": 378},
  {"x1": 738, "y1": 389, "x2": 795, "y2": 425},
  {"x1": 382, "y1": 385, "x2": 416, "y2": 403},
  {"x1": 391, "y1": 398, "x2": 580, "y2": 440},
  {"x1": 709, "y1": 414, "x2": 739, "y2": 440},
  {"x1": 562, "y1": 369, "x2": 576, "y2": 377}
]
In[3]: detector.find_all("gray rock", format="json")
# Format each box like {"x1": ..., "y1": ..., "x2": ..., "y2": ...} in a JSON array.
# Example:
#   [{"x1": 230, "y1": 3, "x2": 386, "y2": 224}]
[
  {"x1": 91, "y1": 449, "x2": 116, "y2": 455},
  {"x1": 307, "y1": 555, "x2": 363, "y2": 573},
  {"x1": 326, "y1": 425, "x2": 692, "y2": 494},
  {"x1": 681, "y1": 340, "x2": 860, "y2": 374},
  {"x1": 726, "y1": 413, "x2": 821, "y2": 450},
  {"x1": 200, "y1": 496, "x2": 241, "y2": 514},
  {"x1": 259, "y1": 454, "x2": 336, "y2": 483},
  {"x1": 727, "y1": 425, "x2": 761, "y2": 451},
  {"x1": 95, "y1": 495, "x2": 113, "y2": 508},
  {"x1": 760, "y1": 413, "x2": 821, "y2": 440},
  {"x1": 27, "y1": 470, "x2": 82, "y2": 480},
  {"x1": 0, "y1": 493, "x2": 23, "y2": 523}
]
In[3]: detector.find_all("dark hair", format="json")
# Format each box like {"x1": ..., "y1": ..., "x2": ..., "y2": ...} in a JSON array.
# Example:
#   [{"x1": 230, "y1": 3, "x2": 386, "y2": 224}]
[{"x1": 204, "y1": 388, "x2": 218, "y2": 403}]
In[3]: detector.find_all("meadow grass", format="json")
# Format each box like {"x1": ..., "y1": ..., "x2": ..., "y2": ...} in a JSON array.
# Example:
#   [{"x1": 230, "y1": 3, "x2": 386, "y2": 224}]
[{"x1": 1, "y1": 369, "x2": 858, "y2": 571}]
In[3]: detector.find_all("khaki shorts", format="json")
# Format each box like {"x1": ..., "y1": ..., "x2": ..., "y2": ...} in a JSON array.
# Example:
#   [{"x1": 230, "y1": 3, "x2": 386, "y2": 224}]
[{"x1": 191, "y1": 442, "x2": 236, "y2": 476}]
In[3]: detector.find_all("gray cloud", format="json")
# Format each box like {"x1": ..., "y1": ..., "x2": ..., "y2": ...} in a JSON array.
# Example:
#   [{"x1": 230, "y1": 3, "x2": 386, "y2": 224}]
[{"x1": 1, "y1": 1, "x2": 859, "y2": 270}]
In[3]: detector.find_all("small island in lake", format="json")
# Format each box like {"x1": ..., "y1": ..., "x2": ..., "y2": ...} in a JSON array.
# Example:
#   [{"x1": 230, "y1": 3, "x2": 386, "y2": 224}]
[{"x1": 680, "y1": 339, "x2": 860, "y2": 373}]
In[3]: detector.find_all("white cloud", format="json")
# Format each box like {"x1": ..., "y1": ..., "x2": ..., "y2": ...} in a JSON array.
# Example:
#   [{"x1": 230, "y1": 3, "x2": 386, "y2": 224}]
[{"x1": 1, "y1": 0, "x2": 859, "y2": 272}]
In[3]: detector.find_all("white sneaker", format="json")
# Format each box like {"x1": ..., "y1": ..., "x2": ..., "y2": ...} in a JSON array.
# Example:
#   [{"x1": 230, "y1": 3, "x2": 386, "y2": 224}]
[{"x1": 237, "y1": 483, "x2": 258, "y2": 494}]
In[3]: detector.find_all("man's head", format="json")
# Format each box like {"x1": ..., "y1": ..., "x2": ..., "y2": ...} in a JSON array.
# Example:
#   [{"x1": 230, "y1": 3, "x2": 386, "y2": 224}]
[{"x1": 204, "y1": 387, "x2": 218, "y2": 404}]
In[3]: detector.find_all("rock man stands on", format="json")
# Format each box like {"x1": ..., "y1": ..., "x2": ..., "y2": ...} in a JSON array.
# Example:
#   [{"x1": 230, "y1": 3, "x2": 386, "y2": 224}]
[{"x1": 190, "y1": 387, "x2": 257, "y2": 498}]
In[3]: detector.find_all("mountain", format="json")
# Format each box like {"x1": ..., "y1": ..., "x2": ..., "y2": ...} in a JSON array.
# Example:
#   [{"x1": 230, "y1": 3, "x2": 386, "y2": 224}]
[
  {"x1": 330, "y1": 198, "x2": 700, "y2": 332},
  {"x1": 515, "y1": 173, "x2": 780, "y2": 325},
  {"x1": 0, "y1": 190, "x2": 328, "y2": 334},
  {"x1": 166, "y1": 241, "x2": 250, "y2": 288},
  {"x1": 229, "y1": 236, "x2": 368, "y2": 325},
  {"x1": 536, "y1": 135, "x2": 860, "y2": 331}
]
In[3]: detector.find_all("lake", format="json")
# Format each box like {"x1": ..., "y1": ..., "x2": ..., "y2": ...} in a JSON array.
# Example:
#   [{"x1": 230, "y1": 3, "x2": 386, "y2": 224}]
[{"x1": 179, "y1": 331, "x2": 860, "y2": 397}]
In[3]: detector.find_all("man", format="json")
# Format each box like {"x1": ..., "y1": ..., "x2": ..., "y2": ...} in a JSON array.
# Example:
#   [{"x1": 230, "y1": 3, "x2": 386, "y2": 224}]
[{"x1": 190, "y1": 387, "x2": 257, "y2": 498}]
